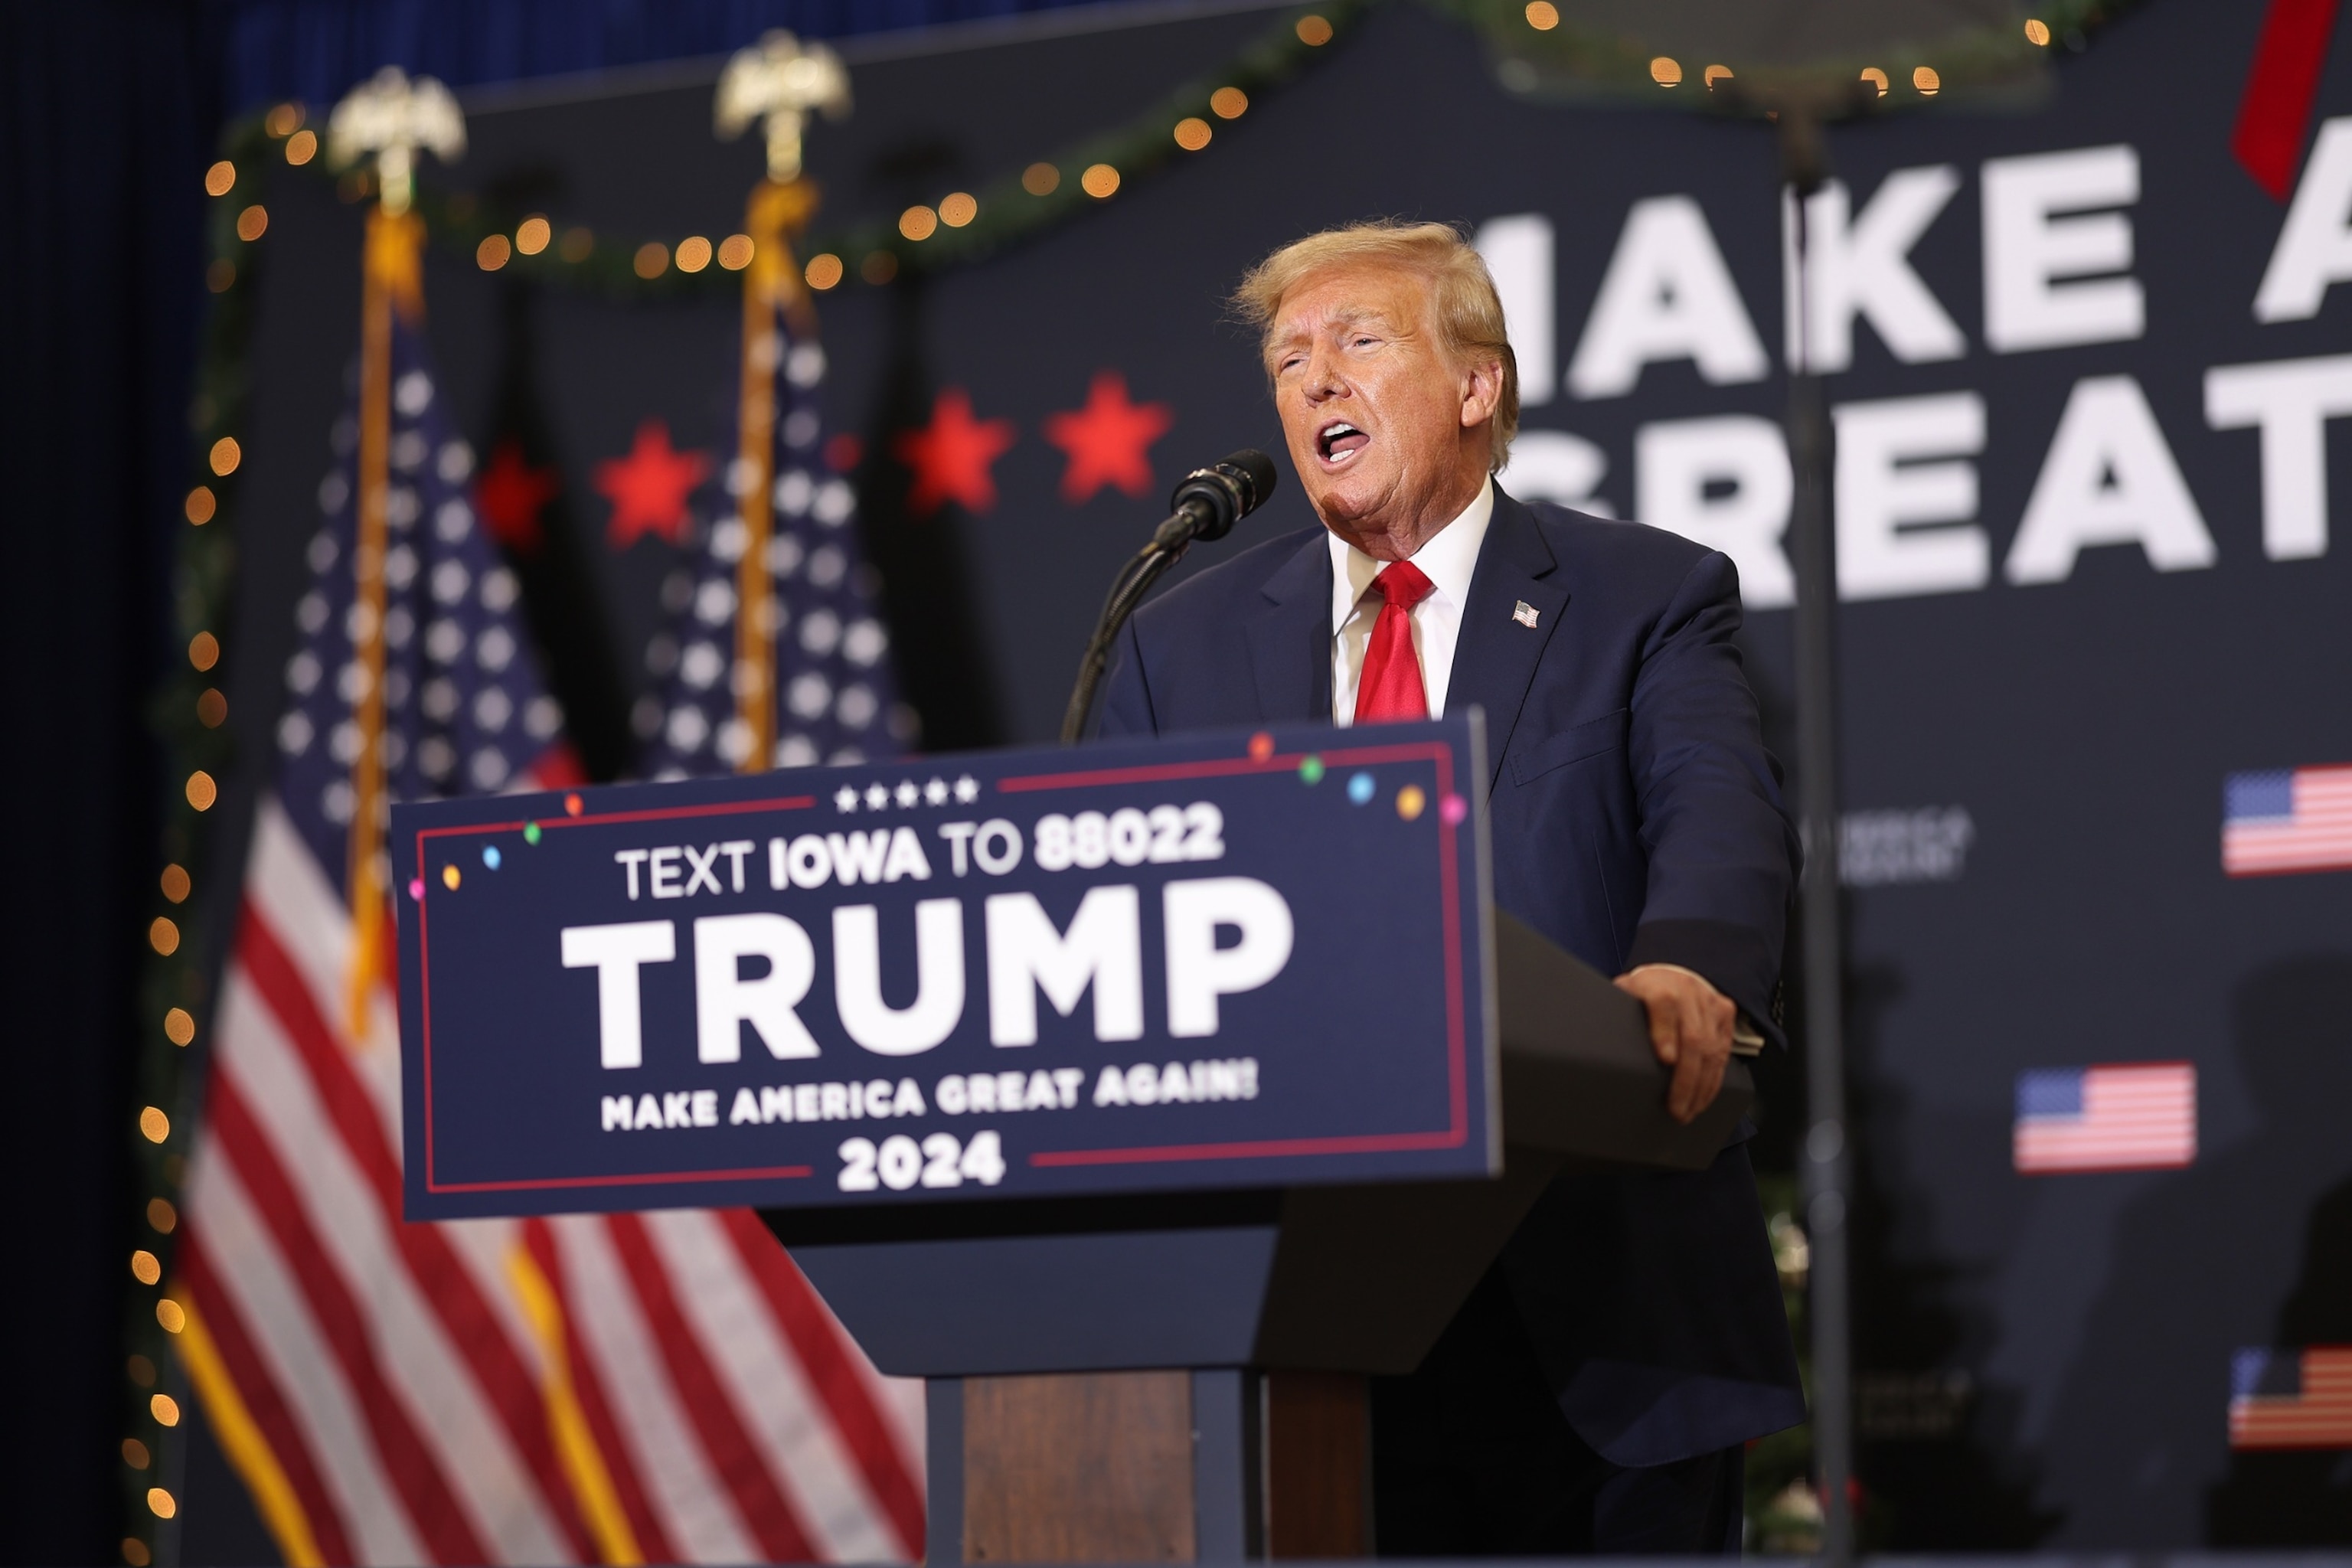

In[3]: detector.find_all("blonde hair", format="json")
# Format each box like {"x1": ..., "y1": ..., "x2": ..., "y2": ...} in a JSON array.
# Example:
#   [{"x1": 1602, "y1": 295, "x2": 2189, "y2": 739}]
[{"x1": 1232, "y1": 220, "x2": 1519, "y2": 470}]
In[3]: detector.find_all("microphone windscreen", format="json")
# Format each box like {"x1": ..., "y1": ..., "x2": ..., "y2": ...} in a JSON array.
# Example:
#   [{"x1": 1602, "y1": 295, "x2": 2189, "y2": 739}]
[{"x1": 1222, "y1": 449, "x2": 1278, "y2": 514}]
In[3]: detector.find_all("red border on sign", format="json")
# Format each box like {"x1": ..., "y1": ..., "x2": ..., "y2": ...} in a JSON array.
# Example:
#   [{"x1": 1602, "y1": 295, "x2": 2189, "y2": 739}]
[
  {"x1": 409, "y1": 735, "x2": 1478, "y2": 1197},
  {"x1": 413, "y1": 792, "x2": 816, "y2": 1194},
  {"x1": 1007, "y1": 738, "x2": 1473, "y2": 1168},
  {"x1": 430, "y1": 1162, "x2": 815, "y2": 1192}
]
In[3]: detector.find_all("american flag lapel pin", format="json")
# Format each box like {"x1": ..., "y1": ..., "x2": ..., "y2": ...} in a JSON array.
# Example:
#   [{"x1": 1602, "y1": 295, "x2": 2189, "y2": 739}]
[{"x1": 1513, "y1": 599, "x2": 1540, "y2": 629}]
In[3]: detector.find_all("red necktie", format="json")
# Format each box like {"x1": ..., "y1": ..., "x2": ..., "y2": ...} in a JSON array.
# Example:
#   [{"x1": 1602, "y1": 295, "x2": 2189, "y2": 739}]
[{"x1": 1353, "y1": 560, "x2": 1436, "y2": 724}]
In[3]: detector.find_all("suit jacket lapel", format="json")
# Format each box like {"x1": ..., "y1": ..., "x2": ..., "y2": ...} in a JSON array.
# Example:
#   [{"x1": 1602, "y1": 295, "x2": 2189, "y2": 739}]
[
  {"x1": 1243, "y1": 531, "x2": 1333, "y2": 722},
  {"x1": 1448, "y1": 488, "x2": 1567, "y2": 789}
]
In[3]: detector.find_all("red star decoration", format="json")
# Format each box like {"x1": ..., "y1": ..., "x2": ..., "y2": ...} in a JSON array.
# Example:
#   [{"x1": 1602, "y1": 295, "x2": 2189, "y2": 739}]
[
  {"x1": 1043, "y1": 371, "x2": 1175, "y2": 503},
  {"x1": 473, "y1": 437, "x2": 560, "y2": 554},
  {"x1": 594, "y1": 420, "x2": 711, "y2": 549},
  {"x1": 893, "y1": 389, "x2": 1018, "y2": 518}
]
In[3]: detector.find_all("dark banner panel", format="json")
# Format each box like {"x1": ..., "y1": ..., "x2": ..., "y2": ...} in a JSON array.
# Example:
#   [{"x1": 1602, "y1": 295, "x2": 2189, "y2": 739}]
[
  {"x1": 394, "y1": 719, "x2": 1494, "y2": 1217},
  {"x1": 225, "y1": 0, "x2": 2352, "y2": 1544}
]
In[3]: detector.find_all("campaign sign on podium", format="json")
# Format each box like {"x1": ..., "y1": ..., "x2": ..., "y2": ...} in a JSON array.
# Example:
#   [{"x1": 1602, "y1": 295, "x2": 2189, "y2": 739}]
[{"x1": 394, "y1": 715, "x2": 1495, "y2": 1220}]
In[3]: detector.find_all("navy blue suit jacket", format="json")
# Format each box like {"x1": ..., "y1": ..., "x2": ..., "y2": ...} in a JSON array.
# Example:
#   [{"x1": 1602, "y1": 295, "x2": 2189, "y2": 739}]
[{"x1": 1096, "y1": 488, "x2": 1808, "y2": 1466}]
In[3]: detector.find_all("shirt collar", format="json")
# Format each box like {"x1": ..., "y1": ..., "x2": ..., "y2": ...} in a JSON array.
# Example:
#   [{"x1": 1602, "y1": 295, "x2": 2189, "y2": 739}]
[{"x1": 1328, "y1": 477, "x2": 1495, "y2": 626}]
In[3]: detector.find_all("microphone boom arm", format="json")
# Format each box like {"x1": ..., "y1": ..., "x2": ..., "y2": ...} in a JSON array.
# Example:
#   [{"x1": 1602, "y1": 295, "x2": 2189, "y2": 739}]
[
  {"x1": 1057, "y1": 534, "x2": 1187, "y2": 744},
  {"x1": 1058, "y1": 449, "x2": 1278, "y2": 745}
]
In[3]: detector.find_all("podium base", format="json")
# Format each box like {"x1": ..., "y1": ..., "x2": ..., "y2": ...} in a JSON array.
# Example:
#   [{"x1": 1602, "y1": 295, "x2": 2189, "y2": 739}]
[{"x1": 926, "y1": 1369, "x2": 1370, "y2": 1563}]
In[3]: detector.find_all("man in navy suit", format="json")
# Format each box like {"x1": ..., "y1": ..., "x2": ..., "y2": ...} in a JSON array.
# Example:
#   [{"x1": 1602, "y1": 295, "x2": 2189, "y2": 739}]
[{"x1": 1096, "y1": 221, "x2": 1805, "y2": 1553}]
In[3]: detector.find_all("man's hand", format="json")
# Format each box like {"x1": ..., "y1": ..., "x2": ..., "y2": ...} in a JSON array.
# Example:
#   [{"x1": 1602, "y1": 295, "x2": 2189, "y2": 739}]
[{"x1": 1615, "y1": 964, "x2": 1736, "y2": 1124}]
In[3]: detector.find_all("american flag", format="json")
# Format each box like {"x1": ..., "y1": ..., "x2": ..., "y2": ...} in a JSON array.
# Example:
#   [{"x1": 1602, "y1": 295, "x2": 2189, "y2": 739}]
[
  {"x1": 635, "y1": 319, "x2": 910, "y2": 778},
  {"x1": 2223, "y1": 765, "x2": 2352, "y2": 876},
  {"x1": 2230, "y1": 1348, "x2": 2352, "y2": 1449},
  {"x1": 2011, "y1": 1063, "x2": 2197, "y2": 1174},
  {"x1": 178, "y1": 312, "x2": 923, "y2": 1564}
]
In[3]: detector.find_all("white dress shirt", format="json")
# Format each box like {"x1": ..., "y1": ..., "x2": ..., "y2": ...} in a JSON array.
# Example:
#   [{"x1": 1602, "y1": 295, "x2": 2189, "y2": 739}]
[{"x1": 1328, "y1": 479, "x2": 1494, "y2": 726}]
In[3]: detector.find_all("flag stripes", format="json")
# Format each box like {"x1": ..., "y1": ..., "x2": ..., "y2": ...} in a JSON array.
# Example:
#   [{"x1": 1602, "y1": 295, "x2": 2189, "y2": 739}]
[
  {"x1": 655, "y1": 1211, "x2": 908, "y2": 1562},
  {"x1": 606, "y1": 1211, "x2": 822, "y2": 1563},
  {"x1": 188, "y1": 798, "x2": 926, "y2": 1563},
  {"x1": 206, "y1": 1070, "x2": 499, "y2": 1563},
  {"x1": 548, "y1": 1214, "x2": 765, "y2": 1564},
  {"x1": 176, "y1": 1237, "x2": 345, "y2": 1566},
  {"x1": 2230, "y1": 1348, "x2": 2352, "y2": 1449},
  {"x1": 188, "y1": 1132, "x2": 432, "y2": 1563},
  {"x1": 2013, "y1": 1063, "x2": 2197, "y2": 1174},
  {"x1": 179, "y1": 283, "x2": 921, "y2": 1568},
  {"x1": 229, "y1": 906, "x2": 590, "y2": 1559},
  {"x1": 2223, "y1": 764, "x2": 2352, "y2": 876},
  {"x1": 716, "y1": 1207, "x2": 928, "y2": 1553},
  {"x1": 514, "y1": 1220, "x2": 669, "y2": 1565}
]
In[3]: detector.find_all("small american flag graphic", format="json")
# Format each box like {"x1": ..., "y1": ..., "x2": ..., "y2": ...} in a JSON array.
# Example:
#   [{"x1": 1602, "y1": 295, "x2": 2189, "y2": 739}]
[
  {"x1": 2012, "y1": 1063, "x2": 2197, "y2": 1174},
  {"x1": 2223, "y1": 765, "x2": 2352, "y2": 876},
  {"x1": 2230, "y1": 1348, "x2": 2352, "y2": 1449}
]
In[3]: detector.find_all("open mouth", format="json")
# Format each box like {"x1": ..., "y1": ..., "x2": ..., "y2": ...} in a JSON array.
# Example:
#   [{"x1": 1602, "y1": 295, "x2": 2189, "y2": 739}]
[{"x1": 1316, "y1": 420, "x2": 1369, "y2": 466}]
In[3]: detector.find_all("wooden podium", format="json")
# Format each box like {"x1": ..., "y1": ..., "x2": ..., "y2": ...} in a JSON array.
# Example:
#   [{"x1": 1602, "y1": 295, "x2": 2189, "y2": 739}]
[{"x1": 765, "y1": 913, "x2": 1751, "y2": 1563}]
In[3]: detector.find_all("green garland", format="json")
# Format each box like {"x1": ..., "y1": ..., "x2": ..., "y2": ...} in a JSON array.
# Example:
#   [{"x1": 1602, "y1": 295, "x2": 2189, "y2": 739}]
[
  {"x1": 119, "y1": 106, "x2": 276, "y2": 1566},
  {"x1": 302, "y1": 0, "x2": 2134, "y2": 309},
  {"x1": 814, "y1": 0, "x2": 1370, "y2": 278},
  {"x1": 1443, "y1": 0, "x2": 2138, "y2": 113},
  {"x1": 369, "y1": 0, "x2": 1368, "y2": 297}
]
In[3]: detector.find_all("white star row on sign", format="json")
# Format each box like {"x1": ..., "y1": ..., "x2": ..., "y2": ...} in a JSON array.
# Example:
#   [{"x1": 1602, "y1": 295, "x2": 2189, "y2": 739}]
[{"x1": 833, "y1": 775, "x2": 982, "y2": 813}]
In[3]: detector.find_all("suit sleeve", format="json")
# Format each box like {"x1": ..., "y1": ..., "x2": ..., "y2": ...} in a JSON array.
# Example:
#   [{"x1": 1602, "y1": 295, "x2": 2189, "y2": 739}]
[
  {"x1": 1620, "y1": 550, "x2": 1798, "y2": 1048},
  {"x1": 1091, "y1": 614, "x2": 1159, "y2": 739}
]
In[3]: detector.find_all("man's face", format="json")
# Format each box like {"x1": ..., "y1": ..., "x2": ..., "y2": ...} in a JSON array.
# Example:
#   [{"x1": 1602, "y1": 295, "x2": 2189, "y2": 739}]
[{"x1": 1266, "y1": 263, "x2": 1493, "y2": 553}]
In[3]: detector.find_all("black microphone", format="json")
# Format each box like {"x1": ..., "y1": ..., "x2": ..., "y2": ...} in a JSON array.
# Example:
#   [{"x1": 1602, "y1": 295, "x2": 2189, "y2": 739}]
[
  {"x1": 1061, "y1": 448, "x2": 1281, "y2": 743},
  {"x1": 1150, "y1": 449, "x2": 1279, "y2": 550}
]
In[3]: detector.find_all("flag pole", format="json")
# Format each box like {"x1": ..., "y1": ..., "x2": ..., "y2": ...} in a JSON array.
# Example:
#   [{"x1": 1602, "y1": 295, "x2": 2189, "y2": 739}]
[
  {"x1": 324, "y1": 69, "x2": 464, "y2": 1037},
  {"x1": 345, "y1": 206, "x2": 405, "y2": 1039},
  {"x1": 717, "y1": 31, "x2": 849, "y2": 775},
  {"x1": 731, "y1": 179, "x2": 818, "y2": 774}
]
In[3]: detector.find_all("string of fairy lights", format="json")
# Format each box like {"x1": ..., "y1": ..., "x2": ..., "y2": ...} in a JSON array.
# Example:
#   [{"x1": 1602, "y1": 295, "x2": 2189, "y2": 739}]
[
  {"x1": 116, "y1": 8, "x2": 1365, "y2": 1560},
  {"x1": 1452, "y1": 0, "x2": 2128, "y2": 105},
  {"x1": 178, "y1": 0, "x2": 2122, "y2": 323},
  {"x1": 116, "y1": 102, "x2": 273, "y2": 1564}
]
